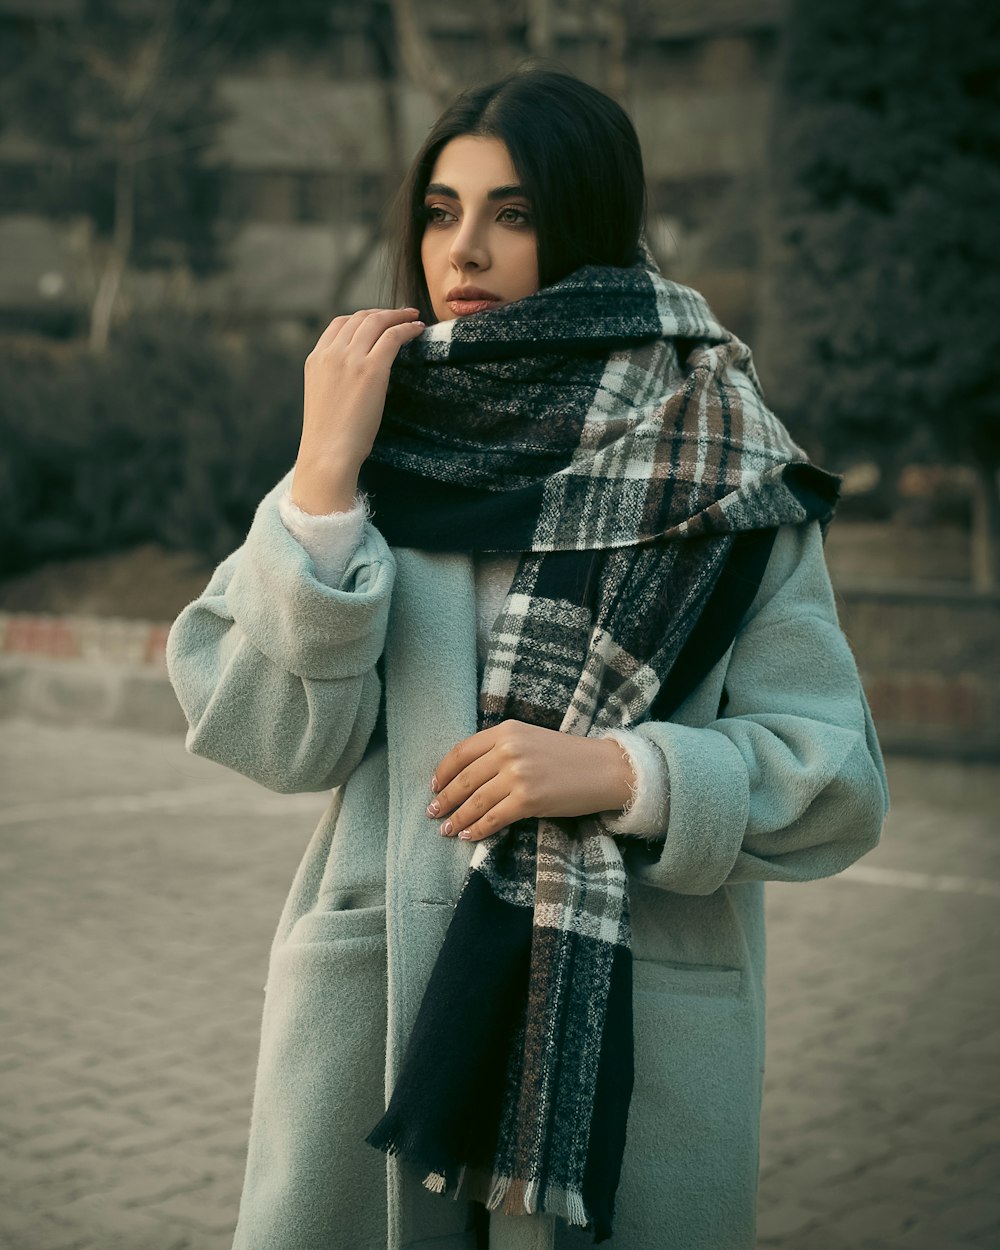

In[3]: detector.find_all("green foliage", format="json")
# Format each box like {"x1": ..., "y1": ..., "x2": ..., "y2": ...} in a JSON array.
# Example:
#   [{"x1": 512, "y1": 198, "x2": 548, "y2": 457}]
[
  {"x1": 0, "y1": 320, "x2": 303, "y2": 576},
  {"x1": 767, "y1": 0, "x2": 1000, "y2": 475}
]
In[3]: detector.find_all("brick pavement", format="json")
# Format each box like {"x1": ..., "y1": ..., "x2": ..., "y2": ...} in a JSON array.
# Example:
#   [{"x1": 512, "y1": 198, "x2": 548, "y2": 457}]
[
  {"x1": 756, "y1": 759, "x2": 1000, "y2": 1250},
  {"x1": 0, "y1": 720, "x2": 997, "y2": 1250}
]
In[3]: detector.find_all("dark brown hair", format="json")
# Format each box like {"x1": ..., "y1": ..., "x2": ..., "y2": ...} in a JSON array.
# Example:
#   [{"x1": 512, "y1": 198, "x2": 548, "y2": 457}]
[{"x1": 384, "y1": 66, "x2": 648, "y2": 321}]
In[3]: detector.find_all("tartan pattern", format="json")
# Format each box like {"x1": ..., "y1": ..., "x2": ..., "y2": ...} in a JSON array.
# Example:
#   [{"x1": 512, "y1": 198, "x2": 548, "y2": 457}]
[{"x1": 364, "y1": 253, "x2": 839, "y2": 1243}]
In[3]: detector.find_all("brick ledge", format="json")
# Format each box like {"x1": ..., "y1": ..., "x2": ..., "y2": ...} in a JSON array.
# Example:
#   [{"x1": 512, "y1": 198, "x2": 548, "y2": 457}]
[{"x1": 0, "y1": 612, "x2": 171, "y2": 669}]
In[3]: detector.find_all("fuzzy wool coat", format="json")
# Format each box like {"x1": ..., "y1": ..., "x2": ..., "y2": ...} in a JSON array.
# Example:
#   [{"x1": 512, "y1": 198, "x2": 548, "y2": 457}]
[{"x1": 165, "y1": 467, "x2": 889, "y2": 1250}]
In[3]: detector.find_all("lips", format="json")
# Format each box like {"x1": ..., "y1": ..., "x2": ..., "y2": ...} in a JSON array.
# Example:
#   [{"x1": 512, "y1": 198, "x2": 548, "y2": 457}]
[{"x1": 445, "y1": 285, "x2": 501, "y2": 316}]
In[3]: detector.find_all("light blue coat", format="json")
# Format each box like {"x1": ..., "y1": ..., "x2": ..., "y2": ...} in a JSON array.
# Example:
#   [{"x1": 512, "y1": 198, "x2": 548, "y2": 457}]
[{"x1": 165, "y1": 467, "x2": 889, "y2": 1250}]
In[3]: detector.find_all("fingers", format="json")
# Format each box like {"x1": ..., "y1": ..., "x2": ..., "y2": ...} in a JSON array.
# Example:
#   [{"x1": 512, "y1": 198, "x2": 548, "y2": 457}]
[
  {"x1": 352, "y1": 307, "x2": 423, "y2": 358},
  {"x1": 435, "y1": 778, "x2": 519, "y2": 842},
  {"x1": 431, "y1": 726, "x2": 501, "y2": 796},
  {"x1": 366, "y1": 316, "x2": 426, "y2": 369},
  {"x1": 426, "y1": 751, "x2": 499, "y2": 825},
  {"x1": 314, "y1": 307, "x2": 422, "y2": 357},
  {"x1": 427, "y1": 731, "x2": 527, "y2": 841},
  {"x1": 448, "y1": 792, "x2": 522, "y2": 843},
  {"x1": 313, "y1": 308, "x2": 374, "y2": 354}
]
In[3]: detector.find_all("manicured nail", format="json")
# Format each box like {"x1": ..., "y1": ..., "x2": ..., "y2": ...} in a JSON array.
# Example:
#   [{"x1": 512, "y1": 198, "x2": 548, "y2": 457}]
[
  {"x1": 426, "y1": 801, "x2": 440, "y2": 817},
  {"x1": 430, "y1": 775, "x2": 439, "y2": 792},
  {"x1": 458, "y1": 829, "x2": 472, "y2": 841},
  {"x1": 440, "y1": 820, "x2": 453, "y2": 836}
]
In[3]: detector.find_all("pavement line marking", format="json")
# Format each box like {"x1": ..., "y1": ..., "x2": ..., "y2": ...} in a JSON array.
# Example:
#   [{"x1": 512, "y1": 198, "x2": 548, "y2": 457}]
[
  {"x1": 0, "y1": 786, "x2": 332, "y2": 826},
  {"x1": 838, "y1": 863, "x2": 1000, "y2": 898},
  {"x1": 0, "y1": 784, "x2": 261, "y2": 826}
]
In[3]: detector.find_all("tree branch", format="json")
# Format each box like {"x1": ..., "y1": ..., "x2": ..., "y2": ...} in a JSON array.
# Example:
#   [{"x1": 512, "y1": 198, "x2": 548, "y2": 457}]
[{"x1": 390, "y1": 0, "x2": 454, "y2": 109}]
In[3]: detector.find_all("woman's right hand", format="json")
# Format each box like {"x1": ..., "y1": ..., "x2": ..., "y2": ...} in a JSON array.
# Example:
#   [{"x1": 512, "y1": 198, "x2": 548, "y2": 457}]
[{"x1": 291, "y1": 306, "x2": 424, "y2": 514}]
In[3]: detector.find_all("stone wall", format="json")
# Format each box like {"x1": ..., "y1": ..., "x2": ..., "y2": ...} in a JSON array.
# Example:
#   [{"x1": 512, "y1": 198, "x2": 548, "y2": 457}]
[
  {"x1": 836, "y1": 585, "x2": 1000, "y2": 761},
  {"x1": 3, "y1": 583, "x2": 997, "y2": 759}
]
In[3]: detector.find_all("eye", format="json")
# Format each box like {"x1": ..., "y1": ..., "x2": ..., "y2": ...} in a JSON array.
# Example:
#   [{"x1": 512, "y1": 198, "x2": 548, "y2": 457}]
[
  {"x1": 498, "y1": 206, "x2": 531, "y2": 226},
  {"x1": 420, "y1": 204, "x2": 455, "y2": 226}
]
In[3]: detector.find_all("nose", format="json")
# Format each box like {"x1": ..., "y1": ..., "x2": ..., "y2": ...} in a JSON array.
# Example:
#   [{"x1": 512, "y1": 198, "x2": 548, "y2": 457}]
[{"x1": 448, "y1": 214, "x2": 490, "y2": 273}]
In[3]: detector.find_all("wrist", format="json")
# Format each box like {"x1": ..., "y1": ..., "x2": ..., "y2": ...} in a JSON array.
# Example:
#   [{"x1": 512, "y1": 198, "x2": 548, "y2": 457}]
[
  {"x1": 290, "y1": 456, "x2": 363, "y2": 515},
  {"x1": 596, "y1": 735, "x2": 636, "y2": 813}
]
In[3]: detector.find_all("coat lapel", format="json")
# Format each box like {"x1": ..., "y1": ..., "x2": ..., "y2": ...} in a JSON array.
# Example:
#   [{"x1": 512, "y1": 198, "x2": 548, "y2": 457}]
[
  {"x1": 381, "y1": 548, "x2": 558, "y2": 1250},
  {"x1": 383, "y1": 546, "x2": 480, "y2": 1247}
]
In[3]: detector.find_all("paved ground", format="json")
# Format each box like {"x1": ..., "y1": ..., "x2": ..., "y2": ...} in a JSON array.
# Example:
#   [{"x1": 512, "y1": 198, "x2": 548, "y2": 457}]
[{"x1": 0, "y1": 719, "x2": 997, "y2": 1250}]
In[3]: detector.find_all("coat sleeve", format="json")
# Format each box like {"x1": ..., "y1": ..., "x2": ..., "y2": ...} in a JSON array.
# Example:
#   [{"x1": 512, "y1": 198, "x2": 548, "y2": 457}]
[
  {"x1": 620, "y1": 520, "x2": 890, "y2": 895},
  {"x1": 165, "y1": 468, "x2": 395, "y2": 794}
]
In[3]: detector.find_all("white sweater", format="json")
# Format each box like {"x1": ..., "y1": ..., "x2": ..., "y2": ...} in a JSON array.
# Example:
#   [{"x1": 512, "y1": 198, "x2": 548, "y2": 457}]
[{"x1": 277, "y1": 486, "x2": 670, "y2": 839}]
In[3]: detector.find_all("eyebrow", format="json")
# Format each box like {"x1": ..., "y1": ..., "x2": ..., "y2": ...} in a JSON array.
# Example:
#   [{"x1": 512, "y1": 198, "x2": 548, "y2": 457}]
[{"x1": 424, "y1": 182, "x2": 529, "y2": 202}]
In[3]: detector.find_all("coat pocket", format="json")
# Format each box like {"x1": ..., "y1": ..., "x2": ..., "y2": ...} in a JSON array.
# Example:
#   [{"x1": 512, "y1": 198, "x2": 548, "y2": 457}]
[
  {"x1": 284, "y1": 901, "x2": 387, "y2": 946},
  {"x1": 615, "y1": 957, "x2": 759, "y2": 1250},
  {"x1": 239, "y1": 902, "x2": 390, "y2": 1250},
  {"x1": 631, "y1": 958, "x2": 743, "y2": 998}
]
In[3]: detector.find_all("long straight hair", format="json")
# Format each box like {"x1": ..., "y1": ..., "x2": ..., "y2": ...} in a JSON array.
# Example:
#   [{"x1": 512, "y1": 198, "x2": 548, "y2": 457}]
[{"x1": 384, "y1": 66, "x2": 648, "y2": 321}]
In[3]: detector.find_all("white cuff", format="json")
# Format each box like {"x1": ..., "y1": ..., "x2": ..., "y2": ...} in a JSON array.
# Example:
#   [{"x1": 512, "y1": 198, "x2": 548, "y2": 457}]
[
  {"x1": 277, "y1": 484, "x2": 369, "y2": 588},
  {"x1": 596, "y1": 727, "x2": 671, "y2": 839}
]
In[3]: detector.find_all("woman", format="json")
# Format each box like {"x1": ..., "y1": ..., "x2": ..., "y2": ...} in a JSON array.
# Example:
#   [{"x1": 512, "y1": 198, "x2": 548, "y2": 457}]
[{"x1": 165, "y1": 67, "x2": 889, "y2": 1250}]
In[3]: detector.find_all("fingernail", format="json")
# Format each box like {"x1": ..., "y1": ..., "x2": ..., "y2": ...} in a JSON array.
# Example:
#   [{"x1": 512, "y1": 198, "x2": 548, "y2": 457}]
[
  {"x1": 458, "y1": 829, "x2": 472, "y2": 840},
  {"x1": 426, "y1": 800, "x2": 440, "y2": 817},
  {"x1": 440, "y1": 820, "x2": 453, "y2": 836},
  {"x1": 430, "y1": 775, "x2": 438, "y2": 792}
]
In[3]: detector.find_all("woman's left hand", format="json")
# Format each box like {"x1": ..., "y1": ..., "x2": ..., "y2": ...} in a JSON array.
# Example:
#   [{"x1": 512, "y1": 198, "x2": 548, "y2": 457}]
[{"x1": 426, "y1": 719, "x2": 634, "y2": 842}]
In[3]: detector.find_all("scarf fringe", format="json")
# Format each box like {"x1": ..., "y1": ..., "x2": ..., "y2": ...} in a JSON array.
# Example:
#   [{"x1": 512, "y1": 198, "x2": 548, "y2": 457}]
[
  {"x1": 486, "y1": 1173, "x2": 511, "y2": 1210},
  {"x1": 364, "y1": 1124, "x2": 456, "y2": 1199},
  {"x1": 412, "y1": 1160, "x2": 595, "y2": 1233},
  {"x1": 423, "y1": 1171, "x2": 447, "y2": 1195},
  {"x1": 567, "y1": 1190, "x2": 588, "y2": 1227},
  {"x1": 484, "y1": 1172, "x2": 590, "y2": 1229}
]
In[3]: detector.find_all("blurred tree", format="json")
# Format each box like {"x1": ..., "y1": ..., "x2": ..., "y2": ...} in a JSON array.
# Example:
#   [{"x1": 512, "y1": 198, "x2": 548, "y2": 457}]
[
  {"x1": 0, "y1": 317, "x2": 302, "y2": 573},
  {"x1": 0, "y1": 0, "x2": 243, "y2": 353},
  {"x1": 762, "y1": 0, "x2": 1000, "y2": 587},
  {"x1": 391, "y1": 0, "x2": 454, "y2": 109},
  {"x1": 229, "y1": 0, "x2": 651, "y2": 312}
]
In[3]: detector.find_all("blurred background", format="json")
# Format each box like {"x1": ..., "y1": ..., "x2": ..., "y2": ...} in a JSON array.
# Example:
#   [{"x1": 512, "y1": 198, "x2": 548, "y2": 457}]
[
  {"x1": 0, "y1": 2, "x2": 998, "y2": 1249},
  {"x1": 0, "y1": 0, "x2": 998, "y2": 754}
]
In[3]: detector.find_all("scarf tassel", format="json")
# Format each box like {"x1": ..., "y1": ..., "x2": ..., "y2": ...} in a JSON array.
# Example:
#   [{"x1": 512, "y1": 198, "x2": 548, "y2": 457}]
[
  {"x1": 423, "y1": 1171, "x2": 447, "y2": 1195},
  {"x1": 487, "y1": 1173, "x2": 511, "y2": 1209}
]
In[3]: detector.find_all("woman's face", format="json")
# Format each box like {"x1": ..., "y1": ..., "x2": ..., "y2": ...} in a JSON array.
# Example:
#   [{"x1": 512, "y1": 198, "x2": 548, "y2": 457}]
[{"x1": 419, "y1": 135, "x2": 540, "y2": 323}]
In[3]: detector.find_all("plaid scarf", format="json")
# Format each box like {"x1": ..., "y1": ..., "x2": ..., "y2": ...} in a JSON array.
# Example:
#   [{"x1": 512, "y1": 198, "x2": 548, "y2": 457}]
[{"x1": 361, "y1": 252, "x2": 838, "y2": 1243}]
